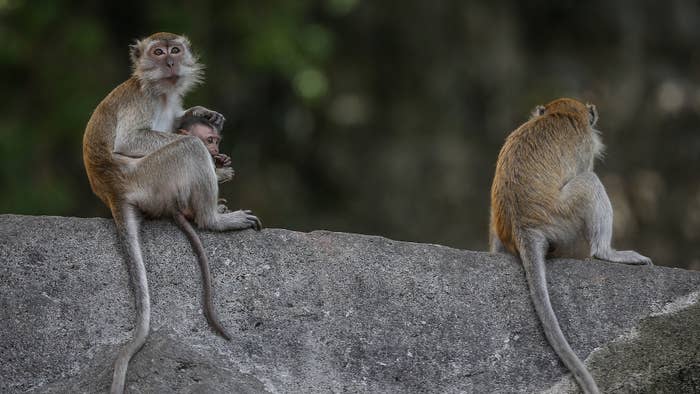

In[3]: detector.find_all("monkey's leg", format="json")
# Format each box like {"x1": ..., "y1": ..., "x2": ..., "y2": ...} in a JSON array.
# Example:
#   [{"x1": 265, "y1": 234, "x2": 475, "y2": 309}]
[
  {"x1": 187, "y1": 166, "x2": 261, "y2": 231},
  {"x1": 560, "y1": 172, "x2": 652, "y2": 265},
  {"x1": 131, "y1": 136, "x2": 261, "y2": 231},
  {"x1": 111, "y1": 204, "x2": 151, "y2": 394}
]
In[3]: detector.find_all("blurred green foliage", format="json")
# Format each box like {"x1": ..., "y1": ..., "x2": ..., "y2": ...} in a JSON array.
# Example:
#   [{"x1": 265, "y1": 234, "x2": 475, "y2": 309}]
[{"x1": 1, "y1": 1, "x2": 699, "y2": 269}]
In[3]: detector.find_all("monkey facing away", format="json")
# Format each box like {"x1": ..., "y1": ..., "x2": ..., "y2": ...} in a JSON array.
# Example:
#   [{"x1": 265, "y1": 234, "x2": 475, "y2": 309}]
[
  {"x1": 83, "y1": 32, "x2": 261, "y2": 394},
  {"x1": 489, "y1": 98, "x2": 651, "y2": 394}
]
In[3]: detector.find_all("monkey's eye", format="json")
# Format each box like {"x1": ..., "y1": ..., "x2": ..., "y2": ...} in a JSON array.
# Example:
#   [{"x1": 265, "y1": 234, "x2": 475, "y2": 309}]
[
  {"x1": 153, "y1": 48, "x2": 165, "y2": 56},
  {"x1": 207, "y1": 137, "x2": 215, "y2": 144},
  {"x1": 171, "y1": 47, "x2": 181, "y2": 54}
]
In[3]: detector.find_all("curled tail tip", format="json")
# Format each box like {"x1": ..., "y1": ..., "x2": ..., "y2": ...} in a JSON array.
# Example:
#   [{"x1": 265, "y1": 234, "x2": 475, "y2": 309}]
[
  {"x1": 110, "y1": 376, "x2": 125, "y2": 394},
  {"x1": 204, "y1": 311, "x2": 232, "y2": 340},
  {"x1": 579, "y1": 374, "x2": 600, "y2": 394},
  {"x1": 110, "y1": 386, "x2": 125, "y2": 394},
  {"x1": 216, "y1": 325, "x2": 232, "y2": 341},
  {"x1": 210, "y1": 321, "x2": 232, "y2": 340}
]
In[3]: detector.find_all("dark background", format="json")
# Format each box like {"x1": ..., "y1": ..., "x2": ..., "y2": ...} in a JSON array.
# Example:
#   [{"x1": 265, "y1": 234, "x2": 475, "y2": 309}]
[{"x1": 1, "y1": 1, "x2": 699, "y2": 270}]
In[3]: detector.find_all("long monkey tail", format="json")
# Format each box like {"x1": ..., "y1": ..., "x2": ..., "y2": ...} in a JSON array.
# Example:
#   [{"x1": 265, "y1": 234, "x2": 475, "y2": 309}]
[
  {"x1": 516, "y1": 229, "x2": 600, "y2": 394},
  {"x1": 111, "y1": 204, "x2": 151, "y2": 394},
  {"x1": 173, "y1": 211, "x2": 232, "y2": 340}
]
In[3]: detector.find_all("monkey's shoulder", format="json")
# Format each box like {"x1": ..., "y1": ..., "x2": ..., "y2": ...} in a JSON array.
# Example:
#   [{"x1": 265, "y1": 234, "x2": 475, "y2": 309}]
[
  {"x1": 91, "y1": 78, "x2": 157, "y2": 128},
  {"x1": 498, "y1": 111, "x2": 591, "y2": 169},
  {"x1": 96, "y1": 78, "x2": 148, "y2": 113}
]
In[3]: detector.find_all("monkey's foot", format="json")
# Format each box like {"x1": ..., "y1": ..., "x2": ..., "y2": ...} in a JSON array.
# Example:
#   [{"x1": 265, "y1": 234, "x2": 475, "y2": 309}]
[
  {"x1": 220, "y1": 209, "x2": 262, "y2": 231},
  {"x1": 216, "y1": 167, "x2": 234, "y2": 184},
  {"x1": 594, "y1": 250, "x2": 653, "y2": 266}
]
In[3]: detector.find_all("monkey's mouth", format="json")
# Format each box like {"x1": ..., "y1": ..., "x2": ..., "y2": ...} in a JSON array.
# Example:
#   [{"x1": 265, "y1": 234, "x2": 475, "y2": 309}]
[{"x1": 164, "y1": 75, "x2": 180, "y2": 84}]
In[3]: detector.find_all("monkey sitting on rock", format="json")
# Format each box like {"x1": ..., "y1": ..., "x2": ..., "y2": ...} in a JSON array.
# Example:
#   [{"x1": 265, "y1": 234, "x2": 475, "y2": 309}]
[
  {"x1": 489, "y1": 98, "x2": 652, "y2": 394},
  {"x1": 83, "y1": 32, "x2": 261, "y2": 394}
]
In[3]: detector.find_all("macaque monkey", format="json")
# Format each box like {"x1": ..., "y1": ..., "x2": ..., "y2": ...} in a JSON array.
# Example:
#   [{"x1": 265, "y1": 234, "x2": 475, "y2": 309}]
[
  {"x1": 82, "y1": 32, "x2": 261, "y2": 394},
  {"x1": 175, "y1": 112, "x2": 234, "y2": 184},
  {"x1": 489, "y1": 98, "x2": 651, "y2": 394}
]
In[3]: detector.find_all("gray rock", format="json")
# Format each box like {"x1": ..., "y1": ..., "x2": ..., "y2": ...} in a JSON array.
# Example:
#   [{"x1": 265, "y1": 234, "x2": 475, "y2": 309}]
[{"x1": 1, "y1": 214, "x2": 698, "y2": 393}]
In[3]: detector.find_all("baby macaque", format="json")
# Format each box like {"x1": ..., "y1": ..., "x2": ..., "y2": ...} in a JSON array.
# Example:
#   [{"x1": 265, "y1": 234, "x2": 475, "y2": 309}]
[{"x1": 176, "y1": 113, "x2": 234, "y2": 184}]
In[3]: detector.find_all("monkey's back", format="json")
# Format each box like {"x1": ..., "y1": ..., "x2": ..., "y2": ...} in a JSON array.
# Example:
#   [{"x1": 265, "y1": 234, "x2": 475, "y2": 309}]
[
  {"x1": 491, "y1": 112, "x2": 591, "y2": 252},
  {"x1": 82, "y1": 78, "x2": 142, "y2": 208}
]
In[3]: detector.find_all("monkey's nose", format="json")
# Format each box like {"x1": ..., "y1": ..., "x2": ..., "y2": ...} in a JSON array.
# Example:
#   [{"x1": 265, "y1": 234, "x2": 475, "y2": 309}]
[{"x1": 166, "y1": 58, "x2": 175, "y2": 68}]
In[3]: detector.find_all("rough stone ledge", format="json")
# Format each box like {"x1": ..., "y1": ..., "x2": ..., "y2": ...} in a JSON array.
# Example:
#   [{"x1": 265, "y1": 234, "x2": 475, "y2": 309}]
[{"x1": 1, "y1": 214, "x2": 698, "y2": 393}]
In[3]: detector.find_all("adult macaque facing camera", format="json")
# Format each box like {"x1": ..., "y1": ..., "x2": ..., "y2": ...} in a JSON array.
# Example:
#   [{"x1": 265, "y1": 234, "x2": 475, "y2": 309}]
[{"x1": 82, "y1": 32, "x2": 261, "y2": 394}]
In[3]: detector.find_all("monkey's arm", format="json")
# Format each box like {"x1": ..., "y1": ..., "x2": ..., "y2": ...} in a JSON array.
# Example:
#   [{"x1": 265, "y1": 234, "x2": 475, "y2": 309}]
[{"x1": 114, "y1": 124, "x2": 182, "y2": 157}]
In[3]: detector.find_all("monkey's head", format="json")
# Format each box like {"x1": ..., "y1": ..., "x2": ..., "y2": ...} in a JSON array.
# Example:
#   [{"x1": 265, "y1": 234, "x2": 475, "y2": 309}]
[
  {"x1": 177, "y1": 116, "x2": 222, "y2": 156},
  {"x1": 531, "y1": 98, "x2": 598, "y2": 127},
  {"x1": 130, "y1": 32, "x2": 203, "y2": 94}
]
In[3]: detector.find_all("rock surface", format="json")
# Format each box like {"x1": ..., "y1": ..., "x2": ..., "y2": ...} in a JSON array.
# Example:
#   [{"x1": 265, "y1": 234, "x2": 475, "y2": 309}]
[{"x1": 1, "y1": 214, "x2": 699, "y2": 393}]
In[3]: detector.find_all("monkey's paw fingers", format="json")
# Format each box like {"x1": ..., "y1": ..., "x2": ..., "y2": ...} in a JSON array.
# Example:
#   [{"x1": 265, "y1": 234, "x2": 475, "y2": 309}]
[
  {"x1": 185, "y1": 105, "x2": 207, "y2": 117},
  {"x1": 215, "y1": 153, "x2": 232, "y2": 168},
  {"x1": 217, "y1": 204, "x2": 230, "y2": 214},
  {"x1": 241, "y1": 209, "x2": 263, "y2": 231},
  {"x1": 225, "y1": 210, "x2": 263, "y2": 231},
  {"x1": 186, "y1": 106, "x2": 226, "y2": 130},
  {"x1": 207, "y1": 111, "x2": 226, "y2": 131}
]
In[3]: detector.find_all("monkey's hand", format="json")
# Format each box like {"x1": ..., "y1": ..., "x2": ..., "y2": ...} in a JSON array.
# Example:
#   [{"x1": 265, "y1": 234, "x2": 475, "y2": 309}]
[
  {"x1": 215, "y1": 166, "x2": 234, "y2": 184},
  {"x1": 214, "y1": 153, "x2": 232, "y2": 168},
  {"x1": 184, "y1": 106, "x2": 225, "y2": 131}
]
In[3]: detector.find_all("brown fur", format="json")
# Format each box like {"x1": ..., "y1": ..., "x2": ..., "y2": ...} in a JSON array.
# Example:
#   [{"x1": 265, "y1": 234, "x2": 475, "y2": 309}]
[
  {"x1": 491, "y1": 98, "x2": 600, "y2": 254},
  {"x1": 489, "y1": 98, "x2": 650, "y2": 394},
  {"x1": 83, "y1": 78, "x2": 143, "y2": 209}
]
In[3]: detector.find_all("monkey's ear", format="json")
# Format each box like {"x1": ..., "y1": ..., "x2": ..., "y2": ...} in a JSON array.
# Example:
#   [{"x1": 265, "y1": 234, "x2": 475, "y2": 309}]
[
  {"x1": 531, "y1": 105, "x2": 546, "y2": 118},
  {"x1": 586, "y1": 104, "x2": 598, "y2": 126},
  {"x1": 129, "y1": 39, "x2": 144, "y2": 65},
  {"x1": 178, "y1": 35, "x2": 192, "y2": 50}
]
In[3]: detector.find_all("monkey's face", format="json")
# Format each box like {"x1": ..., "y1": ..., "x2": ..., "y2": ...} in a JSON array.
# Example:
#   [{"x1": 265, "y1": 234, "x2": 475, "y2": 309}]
[
  {"x1": 147, "y1": 41, "x2": 185, "y2": 80},
  {"x1": 130, "y1": 34, "x2": 202, "y2": 91},
  {"x1": 139, "y1": 39, "x2": 195, "y2": 81},
  {"x1": 181, "y1": 124, "x2": 222, "y2": 156}
]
